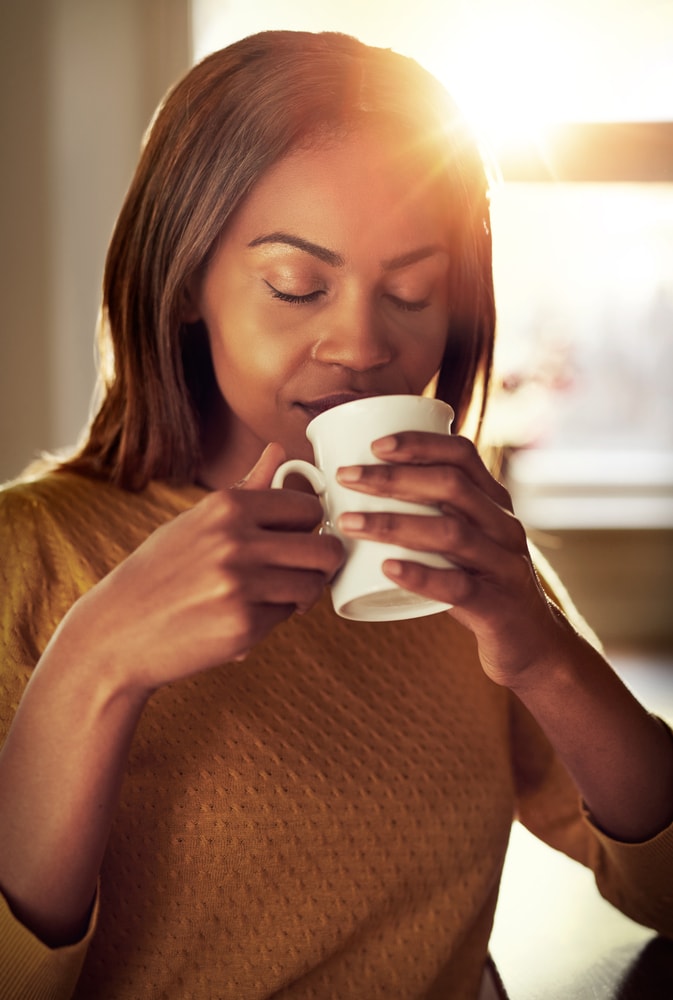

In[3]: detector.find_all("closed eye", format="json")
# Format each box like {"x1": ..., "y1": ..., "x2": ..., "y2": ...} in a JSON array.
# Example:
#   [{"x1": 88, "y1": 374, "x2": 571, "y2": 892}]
[
  {"x1": 265, "y1": 280, "x2": 325, "y2": 305},
  {"x1": 388, "y1": 295, "x2": 430, "y2": 313}
]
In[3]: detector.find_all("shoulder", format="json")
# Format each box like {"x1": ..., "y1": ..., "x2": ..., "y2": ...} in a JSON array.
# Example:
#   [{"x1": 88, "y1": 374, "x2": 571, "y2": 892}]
[
  {"x1": 0, "y1": 470, "x2": 104, "y2": 666},
  {"x1": 0, "y1": 468, "x2": 111, "y2": 566},
  {"x1": 0, "y1": 472, "x2": 66, "y2": 564},
  {"x1": 1, "y1": 462, "x2": 105, "y2": 517},
  {"x1": 1, "y1": 464, "x2": 208, "y2": 591},
  {"x1": 0, "y1": 467, "x2": 206, "y2": 665},
  {"x1": 1, "y1": 466, "x2": 206, "y2": 555}
]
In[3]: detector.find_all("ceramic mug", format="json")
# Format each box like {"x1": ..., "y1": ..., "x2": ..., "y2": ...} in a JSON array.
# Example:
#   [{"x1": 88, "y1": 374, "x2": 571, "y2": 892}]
[{"x1": 271, "y1": 394, "x2": 455, "y2": 622}]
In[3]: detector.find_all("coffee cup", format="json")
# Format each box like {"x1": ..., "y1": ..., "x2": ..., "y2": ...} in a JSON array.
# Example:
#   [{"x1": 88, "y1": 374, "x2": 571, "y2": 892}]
[{"x1": 271, "y1": 394, "x2": 455, "y2": 622}]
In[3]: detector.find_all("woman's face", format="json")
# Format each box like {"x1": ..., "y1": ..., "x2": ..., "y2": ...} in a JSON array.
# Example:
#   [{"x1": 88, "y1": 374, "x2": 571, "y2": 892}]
[{"x1": 192, "y1": 129, "x2": 453, "y2": 488}]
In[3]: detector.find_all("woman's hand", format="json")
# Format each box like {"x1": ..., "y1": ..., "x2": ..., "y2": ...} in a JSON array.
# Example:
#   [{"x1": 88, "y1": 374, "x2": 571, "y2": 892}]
[
  {"x1": 64, "y1": 442, "x2": 344, "y2": 695},
  {"x1": 335, "y1": 431, "x2": 673, "y2": 842},
  {"x1": 335, "y1": 431, "x2": 565, "y2": 688},
  {"x1": 0, "y1": 444, "x2": 344, "y2": 947}
]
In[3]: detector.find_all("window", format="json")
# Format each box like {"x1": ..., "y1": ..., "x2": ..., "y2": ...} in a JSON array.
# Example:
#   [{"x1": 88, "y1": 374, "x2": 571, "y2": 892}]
[{"x1": 192, "y1": 0, "x2": 673, "y2": 529}]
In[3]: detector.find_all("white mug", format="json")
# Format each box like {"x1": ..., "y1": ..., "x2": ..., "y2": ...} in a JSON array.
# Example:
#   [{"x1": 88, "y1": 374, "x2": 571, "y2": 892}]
[{"x1": 271, "y1": 394, "x2": 455, "y2": 622}]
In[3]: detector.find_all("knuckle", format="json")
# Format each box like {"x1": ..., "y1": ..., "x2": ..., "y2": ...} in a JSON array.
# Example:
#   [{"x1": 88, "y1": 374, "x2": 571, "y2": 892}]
[
  {"x1": 218, "y1": 535, "x2": 247, "y2": 567},
  {"x1": 506, "y1": 512, "x2": 528, "y2": 548},
  {"x1": 226, "y1": 602, "x2": 257, "y2": 646},
  {"x1": 452, "y1": 571, "x2": 477, "y2": 604},
  {"x1": 300, "y1": 570, "x2": 327, "y2": 602},
  {"x1": 208, "y1": 489, "x2": 243, "y2": 529},
  {"x1": 405, "y1": 560, "x2": 430, "y2": 586},
  {"x1": 495, "y1": 480, "x2": 514, "y2": 510},
  {"x1": 453, "y1": 435, "x2": 478, "y2": 461},
  {"x1": 440, "y1": 465, "x2": 466, "y2": 499},
  {"x1": 378, "y1": 511, "x2": 398, "y2": 536},
  {"x1": 215, "y1": 566, "x2": 244, "y2": 600},
  {"x1": 369, "y1": 463, "x2": 395, "y2": 488},
  {"x1": 440, "y1": 514, "x2": 467, "y2": 550},
  {"x1": 394, "y1": 431, "x2": 422, "y2": 456}
]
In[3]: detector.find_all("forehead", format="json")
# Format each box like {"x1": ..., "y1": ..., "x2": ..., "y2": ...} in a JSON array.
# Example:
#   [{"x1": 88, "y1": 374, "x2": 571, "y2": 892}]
[{"x1": 224, "y1": 129, "x2": 452, "y2": 255}]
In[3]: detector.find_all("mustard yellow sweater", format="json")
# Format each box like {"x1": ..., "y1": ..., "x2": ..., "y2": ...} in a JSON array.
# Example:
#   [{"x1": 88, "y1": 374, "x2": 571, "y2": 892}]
[{"x1": 1, "y1": 470, "x2": 672, "y2": 1000}]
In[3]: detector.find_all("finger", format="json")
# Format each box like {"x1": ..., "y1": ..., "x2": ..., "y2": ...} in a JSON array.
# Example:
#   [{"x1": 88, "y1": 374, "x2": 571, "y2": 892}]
[
  {"x1": 206, "y1": 484, "x2": 324, "y2": 533},
  {"x1": 221, "y1": 602, "x2": 299, "y2": 664},
  {"x1": 336, "y1": 464, "x2": 522, "y2": 550},
  {"x1": 235, "y1": 442, "x2": 287, "y2": 490},
  {"x1": 368, "y1": 433, "x2": 511, "y2": 509},
  {"x1": 380, "y1": 557, "x2": 546, "y2": 640},
  {"x1": 337, "y1": 508, "x2": 523, "y2": 571},
  {"x1": 241, "y1": 565, "x2": 333, "y2": 613},
  {"x1": 240, "y1": 529, "x2": 345, "y2": 577},
  {"x1": 382, "y1": 557, "x2": 478, "y2": 607},
  {"x1": 380, "y1": 556, "x2": 533, "y2": 617}
]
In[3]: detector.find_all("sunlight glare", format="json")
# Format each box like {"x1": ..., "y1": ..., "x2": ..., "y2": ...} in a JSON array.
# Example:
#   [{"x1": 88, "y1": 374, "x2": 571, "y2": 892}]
[
  {"x1": 387, "y1": 0, "x2": 673, "y2": 156},
  {"x1": 423, "y1": 4, "x2": 578, "y2": 150},
  {"x1": 192, "y1": 0, "x2": 673, "y2": 156}
]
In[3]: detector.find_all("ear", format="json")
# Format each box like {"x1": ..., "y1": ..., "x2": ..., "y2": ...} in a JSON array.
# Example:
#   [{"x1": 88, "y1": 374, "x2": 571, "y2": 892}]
[{"x1": 180, "y1": 278, "x2": 202, "y2": 323}]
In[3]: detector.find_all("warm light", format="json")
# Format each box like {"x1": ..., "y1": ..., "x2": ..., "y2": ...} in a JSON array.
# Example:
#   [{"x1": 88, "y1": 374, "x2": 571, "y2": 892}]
[
  {"x1": 413, "y1": 0, "x2": 673, "y2": 155},
  {"x1": 192, "y1": 0, "x2": 673, "y2": 155},
  {"x1": 420, "y1": 4, "x2": 576, "y2": 151}
]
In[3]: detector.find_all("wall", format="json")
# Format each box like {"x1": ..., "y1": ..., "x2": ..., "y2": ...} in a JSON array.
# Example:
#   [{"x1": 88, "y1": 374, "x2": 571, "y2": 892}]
[{"x1": 0, "y1": 0, "x2": 191, "y2": 483}]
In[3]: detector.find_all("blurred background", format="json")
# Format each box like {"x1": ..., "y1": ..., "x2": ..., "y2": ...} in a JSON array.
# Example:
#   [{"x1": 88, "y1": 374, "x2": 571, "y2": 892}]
[
  {"x1": 2, "y1": 0, "x2": 671, "y2": 652},
  {"x1": 1, "y1": 4, "x2": 672, "y2": 990}
]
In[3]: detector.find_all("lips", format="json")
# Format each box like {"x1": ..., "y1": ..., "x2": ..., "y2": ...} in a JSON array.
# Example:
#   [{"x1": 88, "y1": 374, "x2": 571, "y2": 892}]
[{"x1": 297, "y1": 392, "x2": 380, "y2": 421}]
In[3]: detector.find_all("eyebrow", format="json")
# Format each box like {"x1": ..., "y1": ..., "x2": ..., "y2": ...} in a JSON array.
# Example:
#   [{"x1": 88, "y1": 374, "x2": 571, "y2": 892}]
[
  {"x1": 247, "y1": 231, "x2": 448, "y2": 272},
  {"x1": 248, "y1": 232, "x2": 344, "y2": 267},
  {"x1": 381, "y1": 245, "x2": 449, "y2": 271}
]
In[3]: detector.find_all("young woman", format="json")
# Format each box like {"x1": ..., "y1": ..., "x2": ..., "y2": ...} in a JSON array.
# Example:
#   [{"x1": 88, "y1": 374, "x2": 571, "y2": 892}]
[{"x1": 1, "y1": 30, "x2": 672, "y2": 1000}]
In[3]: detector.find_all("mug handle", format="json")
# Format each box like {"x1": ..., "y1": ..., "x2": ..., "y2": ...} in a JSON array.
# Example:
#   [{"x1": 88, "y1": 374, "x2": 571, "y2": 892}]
[{"x1": 271, "y1": 459, "x2": 326, "y2": 496}]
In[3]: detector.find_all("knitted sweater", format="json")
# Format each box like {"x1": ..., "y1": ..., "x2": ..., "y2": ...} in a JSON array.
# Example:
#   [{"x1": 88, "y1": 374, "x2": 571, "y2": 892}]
[{"x1": 1, "y1": 470, "x2": 672, "y2": 1000}]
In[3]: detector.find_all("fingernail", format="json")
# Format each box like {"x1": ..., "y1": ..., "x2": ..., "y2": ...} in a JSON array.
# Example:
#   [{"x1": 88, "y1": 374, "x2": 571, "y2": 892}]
[
  {"x1": 339, "y1": 512, "x2": 366, "y2": 532},
  {"x1": 383, "y1": 559, "x2": 404, "y2": 577},
  {"x1": 372, "y1": 435, "x2": 397, "y2": 454},
  {"x1": 337, "y1": 466, "x2": 363, "y2": 483}
]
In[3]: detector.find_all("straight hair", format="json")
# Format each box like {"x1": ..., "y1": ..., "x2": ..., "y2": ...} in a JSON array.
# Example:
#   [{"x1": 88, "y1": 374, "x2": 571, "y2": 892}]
[{"x1": 63, "y1": 30, "x2": 495, "y2": 490}]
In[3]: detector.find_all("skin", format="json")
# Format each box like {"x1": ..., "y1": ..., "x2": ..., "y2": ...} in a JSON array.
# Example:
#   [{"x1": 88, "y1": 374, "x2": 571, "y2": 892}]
[
  {"x1": 191, "y1": 129, "x2": 453, "y2": 487},
  {"x1": 1, "y1": 130, "x2": 672, "y2": 951},
  {"x1": 336, "y1": 433, "x2": 673, "y2": 845}
]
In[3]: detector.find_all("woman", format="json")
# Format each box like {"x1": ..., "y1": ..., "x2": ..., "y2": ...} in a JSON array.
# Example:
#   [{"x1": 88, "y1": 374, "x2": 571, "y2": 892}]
[{"x1": 1, "y1": 30, "x2": 671, "y2": 1000}]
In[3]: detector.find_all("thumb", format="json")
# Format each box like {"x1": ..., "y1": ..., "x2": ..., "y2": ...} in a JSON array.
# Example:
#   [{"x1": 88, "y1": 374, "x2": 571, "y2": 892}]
[{"x1": 235, "y1": 442, "x2": 286, "y2": 490}]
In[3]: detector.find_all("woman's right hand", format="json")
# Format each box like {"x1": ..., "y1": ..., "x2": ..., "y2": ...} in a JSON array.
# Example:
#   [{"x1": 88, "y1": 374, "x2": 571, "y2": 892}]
[
  {"x1": 63, "y1": 442, "x2": 344, "y2": 695},
  {"x1": 0, "y1": 443, "x2": 343, "y2": 949}
]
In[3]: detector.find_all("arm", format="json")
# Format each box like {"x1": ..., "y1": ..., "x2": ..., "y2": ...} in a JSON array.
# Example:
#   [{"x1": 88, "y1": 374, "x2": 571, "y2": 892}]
[
  {"x1": 0, "y1": 640, "x2": 147, "y2": 946},
  {"x1": 504, "y1": 605, "x2": 673, "y2": 842},
  {"x1": 0, "y1": 445, "x2": 343, "y2": 947},
  {"x1": 336, "y1": 432, "x2": 673, "y2": 844}
]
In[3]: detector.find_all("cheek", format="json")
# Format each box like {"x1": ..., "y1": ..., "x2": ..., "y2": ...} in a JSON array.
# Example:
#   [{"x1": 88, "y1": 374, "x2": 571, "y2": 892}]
[
  {"x1": 208, "y1": 319, "x2": 304, "y2": 407},
  {"x1": 405, "y1": 320, "x2": 449, "y2": 381}
]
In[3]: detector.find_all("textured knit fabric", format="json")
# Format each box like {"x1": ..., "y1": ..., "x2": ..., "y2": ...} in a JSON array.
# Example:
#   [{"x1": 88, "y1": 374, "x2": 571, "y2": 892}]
[{"x1": 1, "y1": 469, "x2": 672, "y2": 1000}]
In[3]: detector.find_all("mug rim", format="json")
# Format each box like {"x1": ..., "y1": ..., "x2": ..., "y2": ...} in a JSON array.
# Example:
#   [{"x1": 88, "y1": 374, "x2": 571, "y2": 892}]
[{"x1": 306, "y1": 393, "x2": 455, "y2": 437}]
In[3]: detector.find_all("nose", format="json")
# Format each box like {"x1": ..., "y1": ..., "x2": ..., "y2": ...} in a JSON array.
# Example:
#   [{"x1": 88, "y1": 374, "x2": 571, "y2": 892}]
[{"x1": 312, "y1": 295, "x2": 393, "y2": 372}]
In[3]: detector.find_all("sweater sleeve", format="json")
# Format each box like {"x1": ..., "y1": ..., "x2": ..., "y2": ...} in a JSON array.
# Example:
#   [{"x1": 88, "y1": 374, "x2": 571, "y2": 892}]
[
  {"x1": 511, "y1": 540, "x2": 673, "y2": 936},
  {"x1": 0, "y1": 481, "x2": 99, "y2": 998},
  {"x1": 0, "y1": 893, "x2": 98, "y2": 1000},
  {"x1": 510, "y1": 691, "x2": 673, "y2": 937},
  {"x1": 580, "y1": 792, "x2": 673, "y2": 933}
]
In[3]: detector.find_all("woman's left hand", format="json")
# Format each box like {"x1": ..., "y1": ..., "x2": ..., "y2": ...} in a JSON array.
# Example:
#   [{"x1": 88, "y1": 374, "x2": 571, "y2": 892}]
[
  {"x1": 336, "y1": 431, "x2": 673, "y2": 847},
  {"x1": 336, "y1": 431, "x2": 565, "y2": 689}
]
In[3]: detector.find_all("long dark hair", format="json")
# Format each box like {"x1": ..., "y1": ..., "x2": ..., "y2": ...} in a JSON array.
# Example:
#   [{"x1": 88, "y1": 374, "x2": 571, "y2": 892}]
[{"x1": 64, "y1": 30, "x2": 495, "y2": 490}]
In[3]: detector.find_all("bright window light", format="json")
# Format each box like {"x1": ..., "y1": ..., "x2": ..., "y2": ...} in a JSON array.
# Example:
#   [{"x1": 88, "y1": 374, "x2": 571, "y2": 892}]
[{"x1": 192, "y1": 0, "x2": 673, "y2": 153}]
